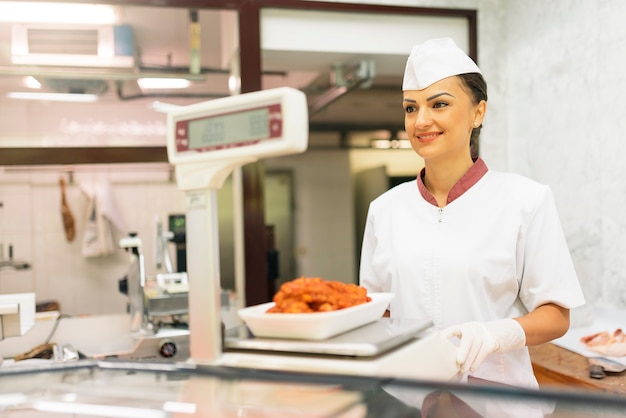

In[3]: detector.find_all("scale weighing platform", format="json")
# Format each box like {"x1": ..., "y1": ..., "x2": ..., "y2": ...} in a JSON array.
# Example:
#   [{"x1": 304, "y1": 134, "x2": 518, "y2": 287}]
[
  {"x1": 224, "y1": 318, "x2": 432, "y2": 357},
  {"x1": 166, "y1": 87, "x2": 459, "y2": 382}
]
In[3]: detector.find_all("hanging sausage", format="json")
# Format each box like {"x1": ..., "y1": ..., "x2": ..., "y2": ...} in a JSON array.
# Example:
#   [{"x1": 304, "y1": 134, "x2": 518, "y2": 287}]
[{"x1": 59, "y1": 177, "x2": 76, "y2": 242}]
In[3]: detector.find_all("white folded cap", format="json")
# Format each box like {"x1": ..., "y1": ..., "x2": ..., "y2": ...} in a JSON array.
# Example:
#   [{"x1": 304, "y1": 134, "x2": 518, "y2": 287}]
[{"x1": 402, "y1": 38, "x2": 481, "y2": 91}]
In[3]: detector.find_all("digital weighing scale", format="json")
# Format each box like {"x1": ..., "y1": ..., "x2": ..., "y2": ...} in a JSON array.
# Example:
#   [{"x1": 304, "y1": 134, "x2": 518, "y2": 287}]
[
  {"x1": 166, "y1": 87, "x2": 459, "y2": 382},
  {"x1": 224, "y1": 317, "x2": 433, "y2": 357}
]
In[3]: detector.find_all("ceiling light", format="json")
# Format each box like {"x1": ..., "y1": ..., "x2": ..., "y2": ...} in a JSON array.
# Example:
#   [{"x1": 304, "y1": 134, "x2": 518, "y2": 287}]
[
  {"x1": 371, "y1": 139, "x2": 391, "y2": 149},
  {"x1": 228, "y1": 74, "x2": 241, "y2": 95},
  {"x1": 371, "y1": 139, "x2": 412, "y2": 149},
  {"x1": 7, "y1": 92, "x2": 98, "y2": 103},
  {"x1": 33, "y1": 400, "x2": 166, "y2": 418},
  {"x1": 23, "y1": 76, "x2": 41, "y2": 89},
  {"x1": 162, "y1": 401, "x2": 197, "y2": 414},
  {"x1": 137, "y1": 78, "x2": 191, "y2": 90},
  {"x1": 149, "y1": 101, "x2": 182, "y2": 113},
  {"x1": 394, "y1": 139, "x2": 412, "y2": 149},
  {"x1": 0, "y1": 2, "x2": 118, "y2": 24}
]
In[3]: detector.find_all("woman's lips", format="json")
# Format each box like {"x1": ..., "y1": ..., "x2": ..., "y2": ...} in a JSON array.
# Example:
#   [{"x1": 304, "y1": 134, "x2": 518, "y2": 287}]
[{"x1": 416, "y1": 132, "x2": 441, "y2": 142}]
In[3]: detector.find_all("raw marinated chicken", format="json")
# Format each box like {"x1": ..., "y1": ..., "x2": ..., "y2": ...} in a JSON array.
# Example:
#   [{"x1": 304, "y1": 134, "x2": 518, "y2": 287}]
[
  {"x1": 267, "y1": 277, "x2": 371, "y2": 313},
  {"x1": 581, "y1": 328, "x2": 626, "y2": 356}
]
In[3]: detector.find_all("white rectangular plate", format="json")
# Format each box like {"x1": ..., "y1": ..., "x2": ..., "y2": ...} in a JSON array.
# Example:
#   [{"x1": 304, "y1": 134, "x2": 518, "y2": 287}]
[{"x1": 237, "y1": 293, "x2": 394, "y2": 340}]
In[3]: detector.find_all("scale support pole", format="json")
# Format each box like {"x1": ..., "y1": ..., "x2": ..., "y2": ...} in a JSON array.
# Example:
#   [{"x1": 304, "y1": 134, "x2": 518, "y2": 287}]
[
  {"x1": 185, "y1": 188, "x2": 222, "y2": 363},
  {"x1": 232, "y1": 167, "x2": 246, "y2": 310}
]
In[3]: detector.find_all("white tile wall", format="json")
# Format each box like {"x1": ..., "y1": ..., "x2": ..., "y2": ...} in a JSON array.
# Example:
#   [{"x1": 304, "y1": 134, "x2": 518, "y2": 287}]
[
  {"x1": 0, "y1": 165, "x2": 186, "y2": 315},
  {"x1": 490, "y1": 0, "x2": 626, "y2": 310}
]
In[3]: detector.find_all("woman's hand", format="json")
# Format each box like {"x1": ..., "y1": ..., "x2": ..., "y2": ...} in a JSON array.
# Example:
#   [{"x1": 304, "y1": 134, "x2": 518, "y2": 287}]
[
  {"x1": 443, "y1": 319, "x2": 526, "y2": 372},
  {"x1": 443, "y1": 303, "x2": 570, "y2": 372}
]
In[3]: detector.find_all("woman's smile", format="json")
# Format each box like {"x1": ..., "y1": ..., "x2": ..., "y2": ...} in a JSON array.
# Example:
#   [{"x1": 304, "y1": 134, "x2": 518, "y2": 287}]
[{"x1": 416, "y1": 131, "x2": 442, "y2": 142}]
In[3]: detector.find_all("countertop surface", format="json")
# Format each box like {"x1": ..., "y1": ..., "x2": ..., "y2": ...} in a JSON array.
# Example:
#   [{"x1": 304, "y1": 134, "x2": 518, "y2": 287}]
[
  {"x1": 530, "y1": 305, "x2": 625, "y2": 394},
  {"x1": 530, "y1": 343, "x2": 626, "y2": 395},
  {"x1": 551, "y1": 305, "x2": 625, "y2": 366}
]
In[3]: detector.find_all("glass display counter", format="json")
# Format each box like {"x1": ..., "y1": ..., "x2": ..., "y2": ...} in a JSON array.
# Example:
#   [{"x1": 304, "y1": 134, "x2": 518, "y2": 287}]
[{"x1": 0, "y1": 359, "x2": 624, "y2": 417}]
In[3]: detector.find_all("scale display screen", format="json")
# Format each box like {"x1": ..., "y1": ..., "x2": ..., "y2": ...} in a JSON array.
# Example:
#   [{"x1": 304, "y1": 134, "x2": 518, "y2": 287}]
[
  {"x1": 176, "y1": 104, "x2": 282, "y2": 153},
  {"x1": 187, "y1": 107, "x2": 270, "y2": 149},
  {"x1": 166, "y1": 87, "x2": 308, "y2": 189},
  {"x1": 167, "y1": 88, "x2": 306, "y2": 165}
]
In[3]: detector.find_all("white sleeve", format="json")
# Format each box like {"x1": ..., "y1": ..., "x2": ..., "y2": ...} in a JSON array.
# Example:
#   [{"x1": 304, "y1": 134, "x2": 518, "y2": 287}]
[
  {"x1": 358, "y1": 204, "x2": 385, "y2": 293},
  {"x1": 518, "y1": 186, "x2": 586, "y2": 311}
]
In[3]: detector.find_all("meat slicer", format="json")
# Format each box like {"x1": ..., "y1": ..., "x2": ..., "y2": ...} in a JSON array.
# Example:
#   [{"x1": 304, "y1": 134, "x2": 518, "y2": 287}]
[{"x1": 109, "y1": 232, "x2": 190, "y2": 362}]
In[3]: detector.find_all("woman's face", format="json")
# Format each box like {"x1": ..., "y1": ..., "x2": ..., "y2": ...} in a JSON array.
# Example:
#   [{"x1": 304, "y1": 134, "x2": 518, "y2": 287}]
[{"x1": 403, "y1": 76, "x2": 486, "y2": 163}]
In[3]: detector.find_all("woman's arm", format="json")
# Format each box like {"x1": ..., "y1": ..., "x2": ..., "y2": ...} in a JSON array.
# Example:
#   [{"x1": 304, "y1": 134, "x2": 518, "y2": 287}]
[{"x1": 515, "y1": 302, "x2": 570, "y2": 346}]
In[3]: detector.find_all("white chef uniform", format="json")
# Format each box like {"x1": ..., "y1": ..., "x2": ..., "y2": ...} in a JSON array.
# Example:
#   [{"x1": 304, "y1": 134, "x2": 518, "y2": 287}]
[{"x1": 359, "y1": 158, "x2": 586, "y2": 390}]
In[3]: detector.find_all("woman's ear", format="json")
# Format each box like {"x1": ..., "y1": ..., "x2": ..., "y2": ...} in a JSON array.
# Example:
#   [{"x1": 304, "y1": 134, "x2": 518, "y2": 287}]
[{"x1": 473, "y1": 100, "x2": 487, "y2": 126}]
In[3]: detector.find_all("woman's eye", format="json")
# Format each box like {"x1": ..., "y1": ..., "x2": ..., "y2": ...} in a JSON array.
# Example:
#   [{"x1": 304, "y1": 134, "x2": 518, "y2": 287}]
[
  {"x1": 433, "y1": 101, "x2": 448, "y2": 109},
  {"x1": 404, "y1": 106, "x2": 416, "y2": 114}
]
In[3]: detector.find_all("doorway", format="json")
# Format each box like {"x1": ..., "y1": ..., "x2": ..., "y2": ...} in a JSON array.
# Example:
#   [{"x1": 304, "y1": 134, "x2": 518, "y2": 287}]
[{"x1": 217, "y1": 170, "x2": 294, "y2": 292}]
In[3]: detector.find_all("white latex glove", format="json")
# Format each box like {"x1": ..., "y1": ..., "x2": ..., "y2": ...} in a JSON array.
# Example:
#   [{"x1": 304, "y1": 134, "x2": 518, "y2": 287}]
[{"x1": 443, "y1": 319, "x2": 526, "y2": 373}]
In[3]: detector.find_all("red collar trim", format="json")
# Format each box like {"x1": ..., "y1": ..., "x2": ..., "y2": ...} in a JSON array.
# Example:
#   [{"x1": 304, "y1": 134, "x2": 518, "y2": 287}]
[{"x1": 417, "y1": 158, "x2": 488, "y2": 206}]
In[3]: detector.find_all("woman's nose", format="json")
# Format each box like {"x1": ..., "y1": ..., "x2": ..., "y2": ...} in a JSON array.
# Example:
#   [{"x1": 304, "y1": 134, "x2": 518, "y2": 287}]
[{"x1": 413, "y1": 109, "x2": 432, "y2": 127}]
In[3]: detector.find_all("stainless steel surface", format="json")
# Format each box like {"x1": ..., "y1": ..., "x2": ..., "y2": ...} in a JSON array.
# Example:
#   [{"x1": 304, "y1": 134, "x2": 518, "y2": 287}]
[
  {"x1": 146, "y1": 292, "x2": 188, "y2": 317},
  {"x1": 224, "y1": 317, "x2": 432, "y2": 357},
  {"x1": 2, "y1": 358, "x2": 626, "y2": 418},
  {"x1": 115, "y1": 329, "x2": 189, "y2": 362},
  {"x1": 0, "y1": 361, "x2": 368, "y2": 417},
  {"x1": 148, "y1": 272, "x2": 189, "y2": 318}
]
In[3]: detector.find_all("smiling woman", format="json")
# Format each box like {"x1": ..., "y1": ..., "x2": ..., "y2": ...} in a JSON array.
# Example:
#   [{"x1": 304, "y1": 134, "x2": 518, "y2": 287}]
[{"x1": 359, "y1": 38, "x2": 586, "y2": 416}]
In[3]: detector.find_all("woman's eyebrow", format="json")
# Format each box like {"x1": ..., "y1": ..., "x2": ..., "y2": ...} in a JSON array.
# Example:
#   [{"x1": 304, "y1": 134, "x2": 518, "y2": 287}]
[
  {"x1": 427, "y1": 92, "x2": 455, "y2": 101},
  {"x1": 403, "y1": 92, "x2": 456, "y2": 104}
]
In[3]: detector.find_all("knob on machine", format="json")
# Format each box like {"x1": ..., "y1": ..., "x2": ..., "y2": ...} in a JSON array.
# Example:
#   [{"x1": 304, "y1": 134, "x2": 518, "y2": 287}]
[{"x1": 159, "y1": 339, "x2": 178, "y2": 358}]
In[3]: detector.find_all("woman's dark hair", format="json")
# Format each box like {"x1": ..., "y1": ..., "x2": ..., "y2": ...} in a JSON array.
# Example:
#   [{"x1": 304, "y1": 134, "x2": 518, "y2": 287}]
[{"x1": 458, "y1": 73, "x2": 488, "y2": 159}]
